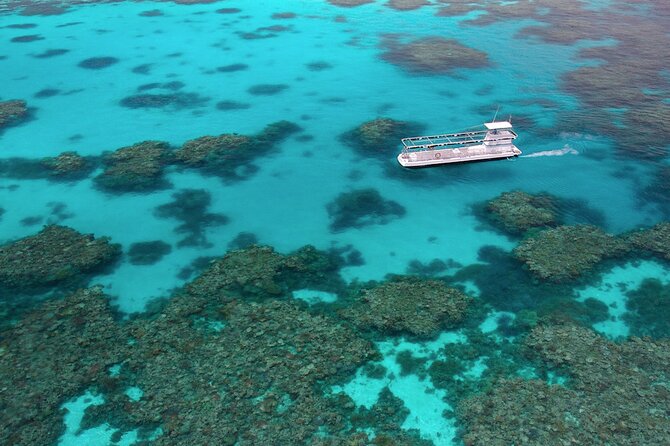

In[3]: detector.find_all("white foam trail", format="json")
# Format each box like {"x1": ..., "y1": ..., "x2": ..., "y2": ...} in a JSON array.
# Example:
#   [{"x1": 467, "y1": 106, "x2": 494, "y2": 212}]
[{"x1": 520, "y1": 145, "x2": 579, "y2": 158}]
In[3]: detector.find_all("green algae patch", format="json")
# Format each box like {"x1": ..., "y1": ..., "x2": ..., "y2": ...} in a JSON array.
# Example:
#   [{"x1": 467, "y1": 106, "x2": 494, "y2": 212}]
[
  {"x1": 484, "y1": 190, "x2": 558, "y2": 235},
  {"x1": 460, "y1": 324, "x2": 670, "y2": 445},
  {"x1": 0, "y1": 225, "x2": 121, "y2": 291},
  {"x1": 94, "y1": 140, "x2": 172, "y2": 192},
  {"x1": 343, "y1": 277, "x2": 472, "y2": 339},
  {"x1": 514, "y1": 225, "x2": 628, "y2": 282}
]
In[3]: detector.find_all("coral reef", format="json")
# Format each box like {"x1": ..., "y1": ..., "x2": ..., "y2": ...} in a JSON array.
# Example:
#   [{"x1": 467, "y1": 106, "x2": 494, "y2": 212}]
[
  {"x1": 624, "y1": 278, "x2": 670, "y2": 339},
  {"x1": 94, "y1": 140, "x2": 172, "y2": 192},
  {"x1": 342, "y1": 277, "x2": 471, "y2": 339},
  {"x1": 386, "y1": 0, "x2": 429, "y2": 11},
  {"x1": 127, "y1": 240, "x2": 172, "y2": 265},
  {"x1": 514, "y1": 225, "x2": 628, "y2": 282},
  {"x1": 341, "y1": 117, "x2": 423, "y2": 159},
  {"x1": 0, "y1": 288, "x2": 127, "y2": 446},
  {"x1": 154, "y1": 189, "x2": 228, "y2": 248},
  {"x1": 641, "y1": 166, "x2": 670, "y2": 218},
  {"x1": 626, "y1": 222, "x2": 670, "y2": 261},
  {"x1": 185, "y1": 244, "x2": 346, "y2": 301},
  {"x1": 82, "y1": 296, "x2": 379, "y2": 445},
  {"x1": 39, "y1": 151, "x2": 92, "y2": 179},
  {"x1": 327, "y1": 0, "x2": 374, "y2": 7},
  {"x1": 482, "y1": 190, "x2": 558, "y2": 234},
  {"x1": 78, "y1": 56, "x2": 119, "y2": 69},
  {"x1": 174, "y1": 120, "x2": 300, "y2": 180},
  {"x1": 327, "y1": 188, "x2": 406, "y2": 231},
  {"x1": 380, "y1": 36, "x2": 490, "y2": 75},
  {"x1": 0, "y1": 99, "x2": 29, "y2": 130},
  {"x1": 247, "y1": 84, "x2": 289, "y2": 95},
  {"x1": 119, "y1": 92, "x2": 209, "y2": 109},
  {"x1": 460, "y1": 323, "x2": 670, "y2": 444},
  {"x1": 0, "y1": 225, "x2": 120, "y2": 291}
]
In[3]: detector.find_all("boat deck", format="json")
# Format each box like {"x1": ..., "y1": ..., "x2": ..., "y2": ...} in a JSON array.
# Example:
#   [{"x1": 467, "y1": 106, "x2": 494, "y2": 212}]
[{"x1": 398, "y1": 143, "x2": 521, "y2": 167}]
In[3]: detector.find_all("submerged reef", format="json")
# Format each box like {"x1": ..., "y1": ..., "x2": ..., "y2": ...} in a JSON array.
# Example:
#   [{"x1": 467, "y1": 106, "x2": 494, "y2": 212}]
[
  {"x1": 127, "y1": 240, "x2": 172, "y2": 265},
  {"x1": 481, "y1": 190, "x2": 558, "y2": 235},
  {"x1": 40, "y1": 151, "x2": 92, "y2": 180},
  {"x1": 174, "y1": 120, "x2": 300, "y2": 181},
  {"x1": 641, "y1": 166, "x2": 670, "y2": 218},
  {"x1": 78, "y1": 56, "x2": 119, "y2": 69},
  {"x1": 342, "y1": 277, "x2": 471, "y2": 339},
  {"x1": 476, "y1": 190, "x2": 606, "y2": 236},
  {"x1": 624, "y1": 278, "x2": 670, "y2": 339},
  {"x1": 0, "y1": 288, "x2": 127, "y2": 446},
  {"x1": 626, "y1": 222, "x2": 670, "y2": 261},
  {"x1": 154, "y1": 189, "x2": 228, "y2": 248},
  {"x1": 379, "y1": 36, "x2": 490, "y2": 75},
  {"x1": 94, "y1": 140, "x2": 172, "y2": 192},
  {"x1": 514, "y1": 225, "x2": 628, "y2": 282},
  {"x1": 0, "y1": 225, "x2": 120, "y2": 291},
  {"x1": 185, "y1": 244, "x2": 346, "y2": 301},
  {"x1": 341, "y1": 117, "x2": 423, "y2": 160},
  {"x1": 386, "y1": 0, "x2": 429, "y2": 11},
  {"x1": 459, "y1": 324, "x2": 670, "y2": 445},
  {"x1": 327, "y1": 188, "x2": 406, "y2": 231},
  {"x1": 0, "y1": 99, "x2": 29, "y2": 130}
]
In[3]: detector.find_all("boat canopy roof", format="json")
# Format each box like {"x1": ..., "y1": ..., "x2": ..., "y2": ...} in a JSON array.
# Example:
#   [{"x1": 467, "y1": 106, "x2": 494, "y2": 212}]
[{"x1": 484, "y1": 121, "x2": 513, "y2": 130}]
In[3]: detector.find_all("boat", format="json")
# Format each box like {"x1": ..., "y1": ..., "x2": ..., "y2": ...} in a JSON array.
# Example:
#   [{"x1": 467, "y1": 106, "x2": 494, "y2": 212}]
[{"x1": 397, "y1": 121, "x2": 521, "y2": 168}]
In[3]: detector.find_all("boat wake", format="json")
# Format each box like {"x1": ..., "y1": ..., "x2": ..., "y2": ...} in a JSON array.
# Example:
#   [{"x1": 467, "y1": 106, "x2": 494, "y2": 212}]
[{"x1": 520, "y1": 145, "x2": 578, "y2": 158}]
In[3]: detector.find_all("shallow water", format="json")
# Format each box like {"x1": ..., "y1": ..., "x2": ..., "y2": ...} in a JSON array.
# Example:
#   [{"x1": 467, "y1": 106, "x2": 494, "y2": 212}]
[{"x1": 1, "y1": 0, "x2": 669, "y2": 444}]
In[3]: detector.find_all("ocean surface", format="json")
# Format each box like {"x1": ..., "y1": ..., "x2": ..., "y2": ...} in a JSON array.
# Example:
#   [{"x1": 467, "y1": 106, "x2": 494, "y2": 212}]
[{"x1": 1, "y1": 0, "x2": 669, "y2": 445}]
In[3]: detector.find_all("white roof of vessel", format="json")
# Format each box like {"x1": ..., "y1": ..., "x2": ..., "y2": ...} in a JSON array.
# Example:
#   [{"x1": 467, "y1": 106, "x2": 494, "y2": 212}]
[{"x1": 484, "y1": 121, "x2": 513, "y2": 130}]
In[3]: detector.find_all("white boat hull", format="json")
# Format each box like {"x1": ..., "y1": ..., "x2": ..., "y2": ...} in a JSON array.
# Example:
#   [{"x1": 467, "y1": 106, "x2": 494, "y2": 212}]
[{"x1": 397, "y1": 144, "x2": 521, "y2": 168}]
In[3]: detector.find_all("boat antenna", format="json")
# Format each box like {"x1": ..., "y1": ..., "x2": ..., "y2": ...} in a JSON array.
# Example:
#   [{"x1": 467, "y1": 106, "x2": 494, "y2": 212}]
[{"x1": 492, "y1": 105, "x2": 500, "y2": 123}]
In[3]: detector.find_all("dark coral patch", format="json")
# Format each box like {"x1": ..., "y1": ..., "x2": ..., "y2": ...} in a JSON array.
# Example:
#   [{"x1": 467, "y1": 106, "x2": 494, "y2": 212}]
[
  {"x1": 127, "y1": 240, "x2": 172, "y2": 265},
  {"x1": 0, "y1": 225, "x2": 120, "y2": 292},
  {"x1": 216, "y1": 63, "x2": 248, "y2": 72},
  {"x1": 386, "y1": 0, "x2": 429, "y2": 11},
  {"x1": 380, "y1": 36, "x2": 490, "y2": 75},
  {"x1": 0, "y1": 100, "x2": 29, "y2": 130},
  {"x1": 306, "y1": 61, "x2": 332, "y2": 71},
  {"x1": 327, "y1": 188, "x2": 406, "y2": 231},
  {"x1": 342, "y1": 277, "x2": 471, "y2": 338},
  {"x1": 119, "y1": 92, "x2": 209, "y2": 110},
  {"x1": 216, "y1": 7, "x2": 241, "y2": 14},
  {"x1": 10, "y1": 34, "x2": 44, "y2": 43},
  {"x1": 154, "y1": 189, "x2": 228, "y2": 248},
  {"x1": 247, "y1": 84, "x2": 289, "y2": 95},
  {"x1": 34, "y1": 88, "x2": 60, "y2": 98},
  {"x1": 328, "y1": 0, "x2": 374, "y2": 7},
  {"x1": 341, "y1": 117, "x2": 424, "y2": 160},
  {"x1": 174, "y1": 120, "x2": 300, "y2": 181},
  {"x1": 272, "y1": 12, "x2": 296, "y2": 19},
  {"x1": 33, "y1": 48, "x2": 69, "y2": 58},
  {"x1": 4, "y1": 23, "x2": 37, "y2": 29},
  {"x1": 19, "y1": 3, "x2": 67, "y2": 16},
  {"x1": 139, "y1": 9, "x2": 164, "y2": 17},
  {"x1": 216, "y1": 100, "x2": 250, "y2": 111},
  {"x1": 78, "y1": 56, "x2": 119, "y2": 69},
  {"x1": 131, "y1": 63, "x2": 152, "y2": 74},
  {"x1": 94, "y1": 141, "x2": 172, "y2": 192}
]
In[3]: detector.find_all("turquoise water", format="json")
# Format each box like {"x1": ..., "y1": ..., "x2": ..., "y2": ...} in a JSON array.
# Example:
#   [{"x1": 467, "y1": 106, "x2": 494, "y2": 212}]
[{"x1": 1, "y1": 0, "x2": 669, "y2": 444}]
